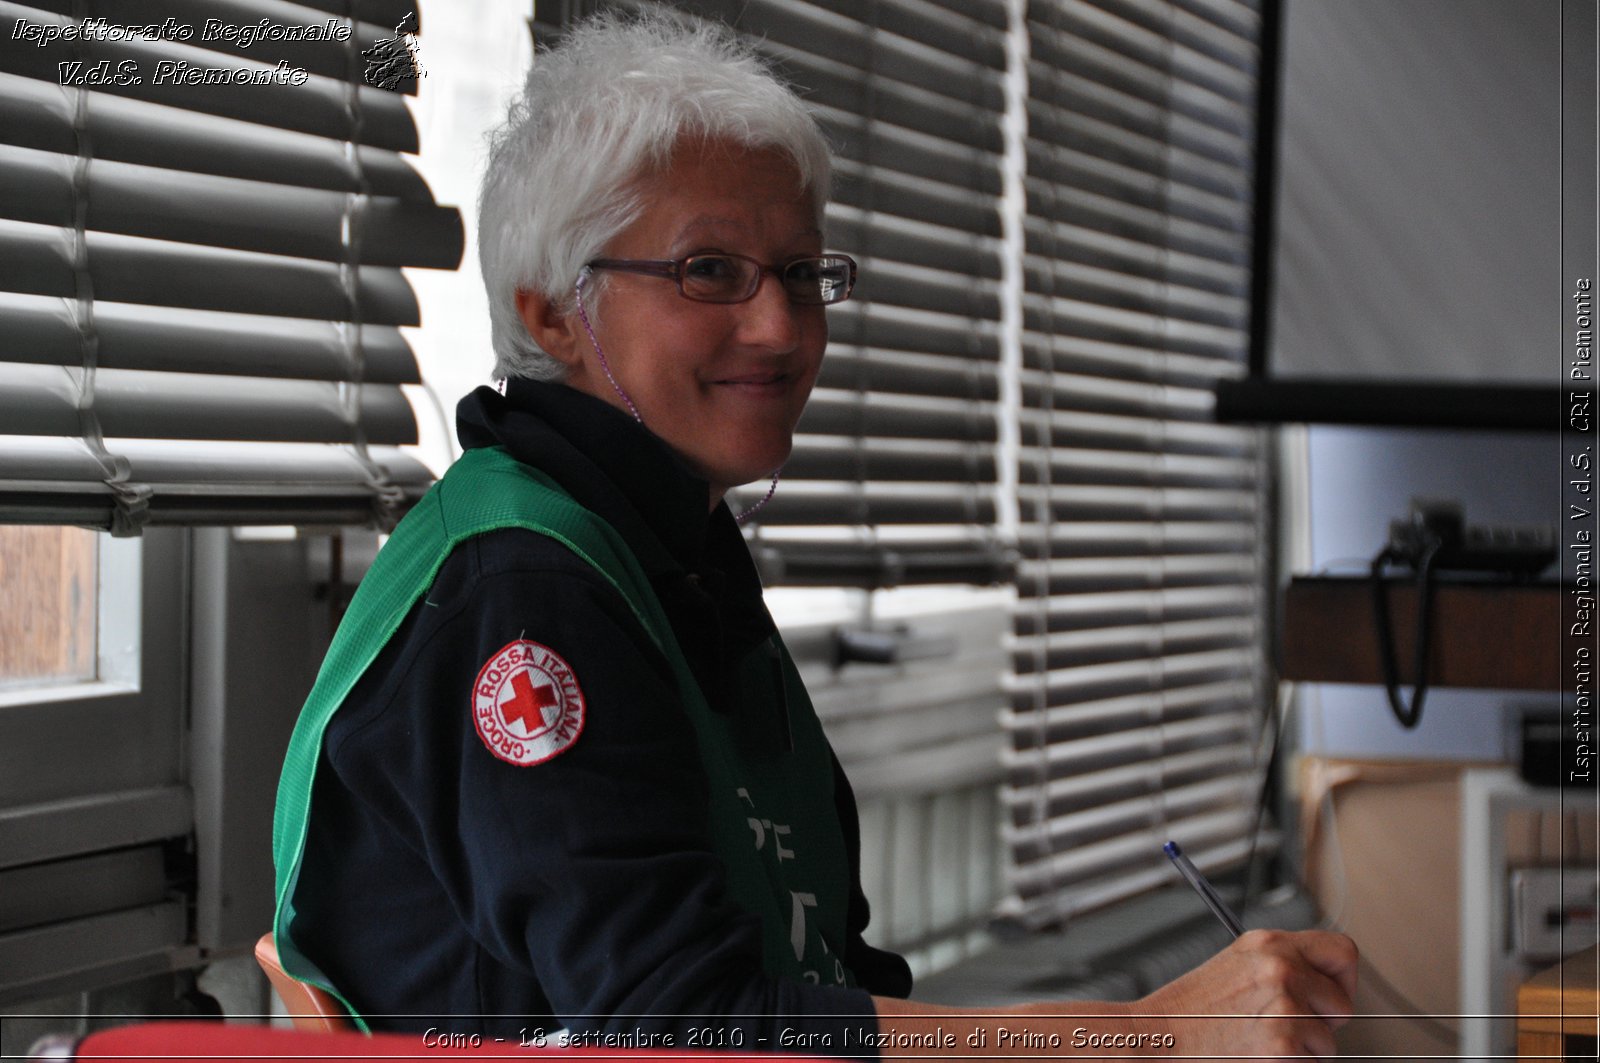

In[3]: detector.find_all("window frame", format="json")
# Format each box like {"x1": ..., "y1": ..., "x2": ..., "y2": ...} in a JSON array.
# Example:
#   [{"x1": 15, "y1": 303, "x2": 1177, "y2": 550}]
[
  {"x1": 0, "y1": 526, "x2": 193, "y2": 1005},
  {"x1": 0, "y1": 528, "x2": 187, "y2": 832}
]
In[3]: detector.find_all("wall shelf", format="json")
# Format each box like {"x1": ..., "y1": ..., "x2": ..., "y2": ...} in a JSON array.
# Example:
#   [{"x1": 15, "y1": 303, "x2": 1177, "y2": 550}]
[{"x1": 1282, "y1": 576, "x2": 1560, "y2": 691}]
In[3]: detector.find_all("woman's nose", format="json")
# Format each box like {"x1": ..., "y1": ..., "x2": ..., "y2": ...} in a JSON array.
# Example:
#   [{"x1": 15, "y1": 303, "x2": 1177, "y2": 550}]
[{"x1": 736, "y1": 270, "x2": 803, "y2": 352}]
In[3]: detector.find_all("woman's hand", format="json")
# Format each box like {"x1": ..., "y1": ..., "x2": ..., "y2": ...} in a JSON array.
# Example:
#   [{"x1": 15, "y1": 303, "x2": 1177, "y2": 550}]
[
  {"x1": 1130, "y1": 929, "x2": 1359, "y2": 1061},
  {"x1": 874, "y1": 929, "x2": 1357, "y2": 1060}
]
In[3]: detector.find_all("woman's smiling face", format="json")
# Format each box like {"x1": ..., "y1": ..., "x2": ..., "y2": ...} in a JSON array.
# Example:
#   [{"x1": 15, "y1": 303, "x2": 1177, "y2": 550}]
[{"x1": 551, "y1": 139, "x2": 828, "y2": 506}]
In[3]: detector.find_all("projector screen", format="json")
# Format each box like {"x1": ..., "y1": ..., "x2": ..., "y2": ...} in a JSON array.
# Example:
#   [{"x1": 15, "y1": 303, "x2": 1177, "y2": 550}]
[
  {"x1": 1222, "y1": 0, "x2": 1587, "y2": 425},
  {"x1": 1270, "y1": 0, "x2": 1562, "y2": 386}
]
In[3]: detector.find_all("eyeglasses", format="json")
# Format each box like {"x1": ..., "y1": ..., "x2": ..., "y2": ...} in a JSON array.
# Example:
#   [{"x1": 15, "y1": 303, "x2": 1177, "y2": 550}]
[{"x1": 584, "y1": 253, "x2": 858, "y2": 306}]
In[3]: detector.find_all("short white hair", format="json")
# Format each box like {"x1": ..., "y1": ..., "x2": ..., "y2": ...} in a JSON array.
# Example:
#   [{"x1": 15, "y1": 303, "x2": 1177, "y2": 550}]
[{"x1": 478, "y1": 10, "x2": 834, "y2": 381}]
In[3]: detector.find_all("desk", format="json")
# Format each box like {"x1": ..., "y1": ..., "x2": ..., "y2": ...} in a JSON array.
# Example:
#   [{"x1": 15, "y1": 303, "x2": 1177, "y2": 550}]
[{"x1": 1517, "y1": 944, "x2": 1598, "y2": 1060}]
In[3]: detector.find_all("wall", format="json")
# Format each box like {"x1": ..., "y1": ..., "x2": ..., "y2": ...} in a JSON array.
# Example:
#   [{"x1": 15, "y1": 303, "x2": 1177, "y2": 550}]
[{"x1": 1295, "y1": 427, "x2": 1562, "y2": 761}]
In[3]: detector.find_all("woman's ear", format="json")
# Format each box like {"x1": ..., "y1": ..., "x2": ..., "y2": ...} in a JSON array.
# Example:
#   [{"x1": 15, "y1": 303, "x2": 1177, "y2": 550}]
[{"x1": 514, "y1": 288, "x2": 584, "y2": 371}]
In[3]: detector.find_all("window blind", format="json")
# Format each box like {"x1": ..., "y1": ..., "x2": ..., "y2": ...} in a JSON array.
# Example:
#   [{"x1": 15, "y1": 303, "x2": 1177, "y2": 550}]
[
  {"x1": 654, "y1": 0, "x2": 1015, "y2": 589},
  {"x1": 0, "y1": 0, "x2": 462, "y2": 533},
  {"x1": 1000, "y1": 0, "x2": 1271, "y2": 929}
]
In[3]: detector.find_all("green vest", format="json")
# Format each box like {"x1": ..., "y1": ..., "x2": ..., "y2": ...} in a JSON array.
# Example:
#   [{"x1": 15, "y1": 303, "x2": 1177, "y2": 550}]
[{"x1": 272, "y1": 446, "x2": 857, "y2": 1028}]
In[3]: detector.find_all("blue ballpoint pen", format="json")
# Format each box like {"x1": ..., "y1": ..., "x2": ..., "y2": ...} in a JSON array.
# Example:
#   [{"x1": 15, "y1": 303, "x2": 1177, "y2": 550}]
[{"x1": 1164, "y1": 840, "x2": 1246, "y2": 938}]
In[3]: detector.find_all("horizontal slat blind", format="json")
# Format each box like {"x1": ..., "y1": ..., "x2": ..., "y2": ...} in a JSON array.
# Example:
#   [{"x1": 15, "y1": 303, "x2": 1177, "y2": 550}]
[
  {"x1": 1, "y1": 292, "x2": 419, "y2": 382},
  {"x1": 2, "y1": 143, "x2": 459, "y2": 266},
  {"x1": 661, "y1": 0, "x2": 1012, "y2": 588},
  {"x1": 1001, "y1": 0, "x2": 1269, "y2": 929},
  {"x1": 0, "y1": 73, "x2": 433, "y2": 198},
  {"x1": 0, "y1": 1, "x2": 462, "y2": 532},
  {"x1": 0, "y1": 4, "x2": 418, "y2": 148},
  {"x1": 0, "y1": 436, "x2": 426, "y2": 527},
  {"x1": 15, "y1": 0, "x2": 411, "y2": 92}
]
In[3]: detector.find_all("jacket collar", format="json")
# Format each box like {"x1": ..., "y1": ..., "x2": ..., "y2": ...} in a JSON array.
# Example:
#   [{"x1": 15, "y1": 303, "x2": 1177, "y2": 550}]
[
  {"x1": 454, "y1": 379, "x2": 776, "y2": 687},
  {"x1": 457, "y1": 378, "x2": 712, "y2": 576}
]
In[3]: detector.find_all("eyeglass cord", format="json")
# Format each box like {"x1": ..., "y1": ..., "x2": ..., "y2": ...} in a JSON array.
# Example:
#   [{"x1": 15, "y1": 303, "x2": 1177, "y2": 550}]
[
  {"x1": 733, "y1": 467, "x2": 780, "y2": 524},
  {"x1": 572, "y1": 270, "x2": 779, "y2": 526},
  {"x1": 574, "y1": 270, "x2": 643, "y2": 423}
]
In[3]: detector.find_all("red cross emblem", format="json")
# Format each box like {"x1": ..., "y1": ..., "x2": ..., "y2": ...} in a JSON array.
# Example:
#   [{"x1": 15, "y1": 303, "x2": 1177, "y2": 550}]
[
  {"x1": 472, "y1": 640, "x2": 585, "y2": 766},
  {"x1": 501, "y1": 671, "x2": 560, "y2": 737}
]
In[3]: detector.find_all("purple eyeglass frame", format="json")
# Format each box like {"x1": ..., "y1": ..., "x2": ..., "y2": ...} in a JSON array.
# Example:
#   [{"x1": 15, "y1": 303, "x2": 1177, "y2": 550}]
[{"x1": 584, "y1": 252, "x2": 858, "y2": 305}]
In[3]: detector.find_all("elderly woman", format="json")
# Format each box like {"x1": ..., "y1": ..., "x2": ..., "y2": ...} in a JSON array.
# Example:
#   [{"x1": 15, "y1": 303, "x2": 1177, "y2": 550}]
[{"x1": 272, "y1": 12, "x2": 1356, "y2": 1056}]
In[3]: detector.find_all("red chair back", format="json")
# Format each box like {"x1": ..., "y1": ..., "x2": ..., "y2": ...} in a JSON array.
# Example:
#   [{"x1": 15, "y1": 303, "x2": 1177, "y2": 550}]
[{"x1": 254, "y1": 933, "x2": 352, "y2": 1034}]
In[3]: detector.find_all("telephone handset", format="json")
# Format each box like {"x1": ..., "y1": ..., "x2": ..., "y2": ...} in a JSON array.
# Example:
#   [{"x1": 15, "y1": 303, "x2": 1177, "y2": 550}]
[{"x1": 1373, "y1": 499, "x2": 1554, "y2": 729}]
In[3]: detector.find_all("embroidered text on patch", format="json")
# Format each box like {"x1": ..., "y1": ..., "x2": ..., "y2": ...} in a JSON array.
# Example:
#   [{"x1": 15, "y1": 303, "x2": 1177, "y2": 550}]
[{"x1": 472, "y1": 640, "x2": 585, "y2": 766}]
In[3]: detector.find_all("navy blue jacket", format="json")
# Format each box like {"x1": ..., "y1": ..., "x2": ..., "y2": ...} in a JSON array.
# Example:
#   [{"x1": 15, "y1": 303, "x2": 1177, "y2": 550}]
[{"x1": 292, "y1": 379, "x2": 911, "y2": 1048}]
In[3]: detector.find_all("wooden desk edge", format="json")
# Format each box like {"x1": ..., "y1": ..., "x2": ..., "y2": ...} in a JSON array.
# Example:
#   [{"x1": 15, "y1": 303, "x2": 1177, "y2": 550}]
[{"x1": 1517, "y1": 943, "x2": 1600, "y2": 1038}]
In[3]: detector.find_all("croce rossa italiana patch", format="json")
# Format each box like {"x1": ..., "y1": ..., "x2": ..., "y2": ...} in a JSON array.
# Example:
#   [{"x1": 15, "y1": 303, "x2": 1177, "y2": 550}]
[{"x1": 472, "y1": 639, "x2": 585, "y2": 766}]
